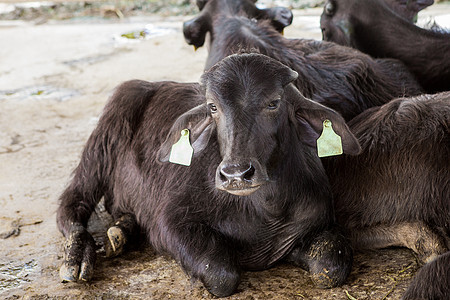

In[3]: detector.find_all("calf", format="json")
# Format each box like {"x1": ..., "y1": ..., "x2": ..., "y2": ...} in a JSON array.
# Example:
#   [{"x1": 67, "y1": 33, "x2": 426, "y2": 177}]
[
  {"x1": 57, "y1": 53, "x2": 361, "y2": 297},
  {"x1": 320, "y1": 0, "x2": 450, "y2": 93},
  {"x1": 184, "y1": 1, "x2": 423, "y2": 121},
  {"x1": 323, "y1": 92, "x2": 449, "y2": 298}
]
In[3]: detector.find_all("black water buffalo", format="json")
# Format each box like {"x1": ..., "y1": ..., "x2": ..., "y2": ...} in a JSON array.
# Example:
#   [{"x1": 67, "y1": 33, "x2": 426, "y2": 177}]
[
  {"x1": 320, "y1": 0, "x2": 450, "y2": 93},
  {"x1": 183, "y1": 0, "x2": 293, "y2": 49},
  {"x1": 57, "y1": 53, "x2": 361, "y2": 297},
  {"x1": 184, "y1": 0, "x2": 423, "y2": 121},
  {"x1": 324, "y1": 92, "x2": 450, "y2": 299},
  {"x1": 327, "y1": 91, "x2": 450, "y2": 259}
]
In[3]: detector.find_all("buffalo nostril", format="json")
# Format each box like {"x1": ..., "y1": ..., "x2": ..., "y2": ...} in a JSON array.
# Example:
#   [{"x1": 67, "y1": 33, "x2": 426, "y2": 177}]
[
  {"x1": 243, "y1": 165, "x2": 255, "y2": 181},
  {"x1": 219, "y1": 170, "x2": 228, "y2": 183}
]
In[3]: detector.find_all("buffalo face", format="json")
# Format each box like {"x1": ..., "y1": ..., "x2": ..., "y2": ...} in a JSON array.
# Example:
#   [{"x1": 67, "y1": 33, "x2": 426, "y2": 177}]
[{"x1": 201, "y1": 53, "x2": 298, "y2": 195}]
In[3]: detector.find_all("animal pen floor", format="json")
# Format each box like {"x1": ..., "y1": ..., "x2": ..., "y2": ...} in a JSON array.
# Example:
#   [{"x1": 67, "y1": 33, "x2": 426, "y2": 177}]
[{"x1": 1, "y1": 2, "x2": 450, "y2": 299}]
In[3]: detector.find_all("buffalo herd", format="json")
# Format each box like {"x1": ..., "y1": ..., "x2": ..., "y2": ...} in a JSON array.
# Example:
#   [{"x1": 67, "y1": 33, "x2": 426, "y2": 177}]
[{"x1": 57, "y1": 0, "x2": 449, "y2": 298}]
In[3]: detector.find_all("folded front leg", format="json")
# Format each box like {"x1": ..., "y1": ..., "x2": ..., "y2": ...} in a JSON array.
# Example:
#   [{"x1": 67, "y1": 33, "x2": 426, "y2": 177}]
[
  {"x1": 285, "y1": 228, "x2": 353, "y2": 288},
  {"x1": 161, "y1": 222, "x2": 241, "y2": 297}
]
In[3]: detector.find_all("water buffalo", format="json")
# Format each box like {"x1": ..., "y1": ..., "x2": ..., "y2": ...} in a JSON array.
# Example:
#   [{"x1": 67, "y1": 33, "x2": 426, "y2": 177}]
[
  {"x1": 320, "y1": 0, "x2": 450, "y2": 93},
  {"x1": 324, "y1": 92, "x2": 449, "y2": 299},
  {"x1": 184, "y1": 4, "x2": 423, "y2": 121},
  {"x1": 57, "y1": 53, "x2": 361, "y2": 297}
]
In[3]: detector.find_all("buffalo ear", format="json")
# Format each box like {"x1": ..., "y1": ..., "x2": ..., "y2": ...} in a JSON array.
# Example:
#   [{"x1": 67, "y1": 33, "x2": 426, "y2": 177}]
[
  {"x1": 250, "y1": 52, "x2": 297, "y2": 86},
  {"x1": 395, "y1": 0, "x2": 434, "y2": 13},
  {"x1": 158, "y1": 104, "x2": 215, "y2": 163},
  {"x1": 286, "y1": 85, "x2": 360, "y2": 155},
  {"x1": 183, "y1": 15, "x2": 210, "y2": 49},
  {"x1": 413, "y1": 0, "x2": 434, "y2": 11},
  {"x1": 269, "y1": 57, "x2": 298, "y2": 87},
  {"x1": 263, "y1": 7, "x2": 293, "y2": 32},
  {"x1": 389, "y1": 0, "x2": 433, "y2": 22},
  {"x1": 196, "y1": 0, "x2": 208, "y2": 11},
  {"x1": 280, "y1": 67, "x2": 298, "y2": 87}
]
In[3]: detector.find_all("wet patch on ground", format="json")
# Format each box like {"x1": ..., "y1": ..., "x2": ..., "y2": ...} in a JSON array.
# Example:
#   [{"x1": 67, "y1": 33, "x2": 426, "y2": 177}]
[
  {"x1": 117, "y1": 24, "x2": 177, "y2": 40},
  {"x1": 0, "y1": 259, "x2": 40, "y2": 293},
  {"x1": 0, "y1": 85, "x2": 80, "y2": 102}
]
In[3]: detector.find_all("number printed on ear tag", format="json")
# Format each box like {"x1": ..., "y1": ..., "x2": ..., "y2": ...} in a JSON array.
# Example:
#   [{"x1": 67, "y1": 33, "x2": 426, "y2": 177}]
[
  {"x1": 317, "y1": 119, "x2": 343, "y2": 157},
  {"x1": 169, "y1": 129, "x2": 194, "y2": 166}
]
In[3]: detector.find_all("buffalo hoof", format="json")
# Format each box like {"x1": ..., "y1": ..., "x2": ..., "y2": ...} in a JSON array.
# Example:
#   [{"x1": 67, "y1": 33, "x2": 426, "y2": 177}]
[
  {"x1": 201, "y1": 263, "x2": 241, "y2": 297},
  {"x1": 286, "y1": 229, "x2": 353, "y2": 289},
  {"x1": 105, "y1": 225, "x2": 126, "y2": 258},
  {"x1": 60, "y1": 224, "x2": 96, "y2": 282},
  {"x1": 309, "y1": 266, "x2": 344, "y2": 289},
  {"x1": 307, "y1": 238, "x2": 353, "y2": 288}
]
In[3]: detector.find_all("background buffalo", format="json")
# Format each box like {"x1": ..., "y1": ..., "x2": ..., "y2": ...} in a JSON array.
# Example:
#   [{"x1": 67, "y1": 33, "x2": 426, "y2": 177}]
[
  {"x1": 320, "y1": 0, "x2": 450, "y2": 93},
  {"x1": 184, "y1": 0, "x2": 423, "y2": 121}
]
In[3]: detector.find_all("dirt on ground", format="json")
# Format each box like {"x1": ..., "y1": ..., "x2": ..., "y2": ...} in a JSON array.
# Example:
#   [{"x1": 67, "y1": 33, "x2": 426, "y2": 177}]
[{"x1": 0, "y1": 2, "x2": 449, "y2": 299}]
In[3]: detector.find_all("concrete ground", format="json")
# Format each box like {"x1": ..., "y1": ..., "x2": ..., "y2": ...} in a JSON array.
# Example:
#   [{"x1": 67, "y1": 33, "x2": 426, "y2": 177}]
[{"x1": 0, "y1": 2, "x2": 449, "y2": 299}]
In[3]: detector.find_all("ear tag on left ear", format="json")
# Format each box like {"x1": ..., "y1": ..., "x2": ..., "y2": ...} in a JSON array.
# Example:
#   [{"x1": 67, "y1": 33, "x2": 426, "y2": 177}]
[
  {"x1": 169, "y1": 129, "x2": 193, "y2": 166},
  {"x1": 317, "y1": 119, "x2": 343, "y2": 157}
]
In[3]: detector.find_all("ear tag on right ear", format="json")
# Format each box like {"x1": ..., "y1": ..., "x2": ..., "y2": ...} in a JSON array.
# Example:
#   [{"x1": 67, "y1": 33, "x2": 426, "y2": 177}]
[
  {"x1": 317, "y1": 119, "x2": 343, "y2": 157},
  {"x1": 169, "y1": 129, "x2": 193, "y2": 166}
]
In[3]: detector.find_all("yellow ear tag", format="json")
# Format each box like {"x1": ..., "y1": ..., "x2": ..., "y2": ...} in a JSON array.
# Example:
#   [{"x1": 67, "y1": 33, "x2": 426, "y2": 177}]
[
  {"x1": 169, "y1": 129, "x2": 194, "y2": 166},
  {"x1": 317, "y1": 119, "x2": 343, "y2": 157}
]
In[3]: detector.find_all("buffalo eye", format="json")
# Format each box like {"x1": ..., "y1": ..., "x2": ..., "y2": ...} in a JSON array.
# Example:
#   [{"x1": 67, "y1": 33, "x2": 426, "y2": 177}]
[
  {"x1": 267, "y1": 99, "x2": 280, "y2": 110},
  {"x1": 208, "y1": 103, "x2": 218, "y2": 113},
  {"x1": 324, "y1": 1, "x2": 335, "y2": 16}
]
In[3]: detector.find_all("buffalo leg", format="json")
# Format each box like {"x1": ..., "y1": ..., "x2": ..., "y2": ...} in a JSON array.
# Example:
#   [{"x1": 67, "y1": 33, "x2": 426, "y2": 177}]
[
  {"x1": 285, "y1": 228, "x2": 353, "y2": 288},
  {"x1": 59, "y1": 222, "x2": 97, "y2": 282},
  {"x1": 349, "y1": 222, "x2": 448, "y2": 263},
  {"x1": 162, "y1": 222, "x2": 240, "y2": 297},
  {"x1": 105, "y1": 213, "x2": 138, "y2": 258},
  {"x1": 57, "y1": 178, "x2": 103, "y2": 282}
]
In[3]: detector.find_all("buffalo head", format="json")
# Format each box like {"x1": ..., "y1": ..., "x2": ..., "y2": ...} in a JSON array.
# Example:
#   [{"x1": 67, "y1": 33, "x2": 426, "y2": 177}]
[
  {"x1": 159, "y1": 53, "x2": 360, "y2": 196},
  {"x1": 183, "y1": 0, "x2": 293, "y2": 50},
  {"x1": 320, "y1": 0, "x2": 434, "y2": 45}
]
